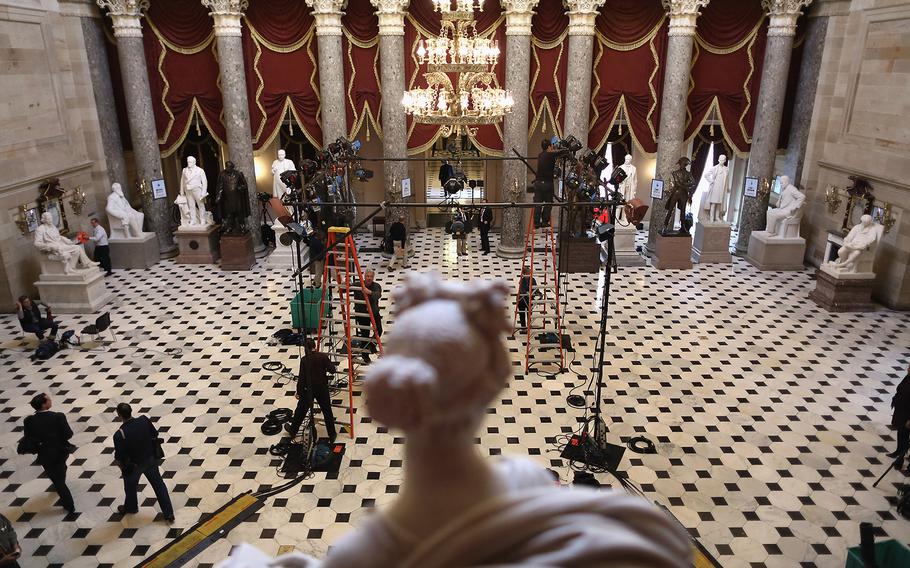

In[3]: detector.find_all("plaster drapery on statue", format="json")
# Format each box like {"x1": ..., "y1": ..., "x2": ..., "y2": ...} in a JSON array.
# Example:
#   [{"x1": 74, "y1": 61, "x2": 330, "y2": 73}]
[{"x1": 528, "y1": 0, "x2": 568, "y2": 136}]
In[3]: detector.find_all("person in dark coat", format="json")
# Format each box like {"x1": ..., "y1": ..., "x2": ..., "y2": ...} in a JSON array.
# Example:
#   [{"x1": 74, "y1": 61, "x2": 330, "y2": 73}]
[
  {"x1": 889, "y1": 367, "x2": 910, "y2": 469},
  {"x1": 216, "y1": 161, "x2": 251, "y2": 234},
  {"x1": 22, "y1": 393, "x2": 75, "y2": 514},
  {"x1": 477, "y1": 199, "x2": 494, "y2": 254},
  {"x1": 534, "y1": 140, "x2": 556, "y2": 227},
  {"x1": 286, "y1": 339, "x2": 338, "y2": 441},
  {"x1": 0, "y1": 513, "x2": 21, "y2": 567},
  {"x1": 112, "y1": 403, "x2": 174, "y2": 522},
  {"x1": 353, "y1": 270, "x2": 382, "y2": 363},
  {"x1": 387, "y1": 215, "x2": 409, "y2": 269},
  {"x1": 516, "y1": 269, "x2": 537, "y2": 331},
  {"x1": 15, "y1": 296, "x2": 57, "y2": 340}
]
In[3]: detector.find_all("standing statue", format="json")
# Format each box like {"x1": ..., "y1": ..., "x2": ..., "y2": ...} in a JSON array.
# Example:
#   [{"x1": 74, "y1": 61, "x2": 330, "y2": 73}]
[
  {"x1": 105, "y1": 182, "x2": 145, "y2": 238},
  {"x1": 661, "y1": 157, "x2": 697, "y2": 236},
  {"x1": 766, "y1": 175, "x2": 805, "y2": 237},
  {"x1": 34, "y1": 212, "x2": 98, "y2": 274},
  {"x1": 617, "y1": 154, "x2": 638, "y2": 202},
  {"x1": 702, "y1": 154, "x2": 729, "y2": 223},
  {"x1": 824, "y1": 214, "x2": 884, "y2": 274},
  {"x1": 271, "y1": 149, "x2": 296, "y2": 199},
  {"x1": 216, "y1": 161, "x2": 252, "y2": 235},
  {"x1": 177, "y1": 156, "x2": 209, "y2": 227}
]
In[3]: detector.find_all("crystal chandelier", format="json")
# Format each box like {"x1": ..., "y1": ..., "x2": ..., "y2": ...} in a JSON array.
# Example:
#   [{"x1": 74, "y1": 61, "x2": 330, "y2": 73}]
[{"x1": 401, "y1": 0, "x2": 513, "y2": 137}]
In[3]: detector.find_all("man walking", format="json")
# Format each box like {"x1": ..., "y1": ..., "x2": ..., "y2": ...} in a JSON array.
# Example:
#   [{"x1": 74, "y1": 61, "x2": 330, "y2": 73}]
[
  {"x1": 387, "y1": 215, "x2": 409, "y2": 270},
  {"x1": 22, "y1": 393, "x2": 75, "y2": 514},
  {"x1": 15, "y1": 296, "x2": 58, "y2": 340},
  {"x1": 89, "y1": 218, "x2": 112, "y2": 276},
  {"x1": 477, "y1": 200, "x2": 493, "y2": 254},
  {"x1": 354, "y1": 269, "x2": 382, "y2": 363},
  {"x1": 112, "y1": 403, "x2": 174, "y2": 522},
  {"x1": 286, "y1": 339, "x2": 337, "y2": 441}
]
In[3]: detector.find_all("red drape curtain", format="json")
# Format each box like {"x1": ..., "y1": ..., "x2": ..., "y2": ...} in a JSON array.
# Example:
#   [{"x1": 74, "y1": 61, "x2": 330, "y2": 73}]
[
  {"x1": 242, "y1": 0, "x2": 322, "y2": 150},
  {"x1": 143, "y1": 0, "x2": 225, "y2": 156},
  {"x1": 589, "y1": 0, "x2": 668, "y2": 153},
  {"x1": 342, "y1": 0, "x2": 382, "y2": 140},
  {"x1": 529, "y1": 0, "x2": 568, "y2": 137}
]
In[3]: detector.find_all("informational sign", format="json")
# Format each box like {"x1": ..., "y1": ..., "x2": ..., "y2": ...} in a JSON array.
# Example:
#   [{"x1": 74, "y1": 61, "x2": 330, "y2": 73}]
[
  {"x1": 650, "y1": 179, "x2": 664, "y2": 200},
  {"x1": 744, "y1": 177, "x2": 759, "y2": 198},
  {"x1": 151, "y1": 179, "x2": 167, "y2": 200},
  {"x1": 401, "y1": 178, "x2": 411, "y2": 199}
]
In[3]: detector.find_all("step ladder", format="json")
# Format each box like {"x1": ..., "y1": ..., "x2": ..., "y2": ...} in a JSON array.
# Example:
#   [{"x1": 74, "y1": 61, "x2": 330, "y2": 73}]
[
  {"x1": 316, "y1": 226, "x2": 384, "y2": 439},
  {"x1": 513, "y1": 212, "x2": 564, "y2": 373}
]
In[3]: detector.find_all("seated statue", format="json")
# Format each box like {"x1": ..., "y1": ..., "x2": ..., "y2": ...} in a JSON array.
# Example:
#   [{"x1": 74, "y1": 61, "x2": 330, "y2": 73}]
[
  {"x1": 766, "y1": 176, "x2": 805, "y2": 238},
  {"x1": 34, "y1": 212, "x2": 98, "y2": 274},
  {"x1": 105, "y1": 182, "x2": 145, "y2": 238},
  {"x1": 216, "y1": 273, "x2": 691, "y2": 568},
  {"x1": 824, "y1": 214, "x2": 884, "y2": 275}
]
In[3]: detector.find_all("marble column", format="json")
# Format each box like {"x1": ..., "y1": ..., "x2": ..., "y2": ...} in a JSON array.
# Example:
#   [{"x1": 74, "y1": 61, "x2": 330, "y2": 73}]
[
  {"x1": 307, "y1": 0, "x2": 348, "y2": 145},
  {"x1": 497, "y1": 0, "x2": 538, "y2": 259},
  {"x1": 97, "y1": 0, "x2": 176, "y2": 257},
  {"x1": 562, "y1": 0, "x2": 605, "y2": 143},
  {"x1": 371, "y1": 0, "x2": 410, "y2": 228},
  {"x1": 645, "y1": 0, "x2": 709, "y2": 253},
  {"x1": 202, "y1": 0, "x2": 262, "y2": 250},
  {"x1": 734, "y1": 0, "x2": 813, "y2": 255}
]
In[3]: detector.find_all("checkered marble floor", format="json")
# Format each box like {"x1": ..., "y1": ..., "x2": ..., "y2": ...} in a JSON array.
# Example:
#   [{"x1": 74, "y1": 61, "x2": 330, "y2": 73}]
[{"x1": 1, "y1": 227, "x2": 908, "y2": 568}]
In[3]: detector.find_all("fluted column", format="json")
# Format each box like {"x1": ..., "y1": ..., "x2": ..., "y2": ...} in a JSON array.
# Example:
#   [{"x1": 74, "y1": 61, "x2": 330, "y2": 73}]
[
  {"x1": 645, "y1": 0, "x2": 709, "y2": 252},
  {"x1": 497, "y1": 0, "x2": 538, "y2": 258},
  {"x1": 371, "y1": 0, "x2": 410, "y2": 228},
  {"x1": 97, "y1": 0, "x2": 175, "y2": 257},
  {"x1": 735, "y1": 0, "x2": 813, "y2": 254},
  {"x1": 202, "y1": 0, "x2": 261, "y2": 249},
  {"x1": 562, "y1": 0, "x2": 605, "y2": 142},
  {"x1": 306, "y1": 0, "x2": 348, "y2": 145}
]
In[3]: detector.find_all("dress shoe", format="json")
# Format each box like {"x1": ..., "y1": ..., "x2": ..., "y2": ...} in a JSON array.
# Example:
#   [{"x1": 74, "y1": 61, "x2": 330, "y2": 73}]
[
  {"x1": 117, "y1": 505, "x2": 138, "y2": 515},
  {"x1": 163, "y1": 515, "x2": 175, "y2": 523}
]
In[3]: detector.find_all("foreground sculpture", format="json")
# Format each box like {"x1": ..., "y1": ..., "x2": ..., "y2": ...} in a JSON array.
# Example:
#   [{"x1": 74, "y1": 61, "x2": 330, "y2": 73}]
[
  {"x1": 823, "y1": 214, "x2": 884, "y2": 276},
  {"x1": 217, "y1": 274, "x2": 690, "y2": 568},
  {"x1": 177, "y1": 156, "x2": 210, "y2": 227},
  {"x1": 618, "y1": 154, "x2": 638, "y2": 202},
  {"x1": 34, "y1": 212, "x2": 97, "y2": 274},
  {"x1": 105, "y1": 183, "x2": 144, "y2": 238}
]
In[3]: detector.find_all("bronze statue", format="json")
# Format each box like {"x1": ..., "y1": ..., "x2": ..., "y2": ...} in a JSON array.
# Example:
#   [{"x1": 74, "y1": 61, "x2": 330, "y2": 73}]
[
  {"x1": 661, "y1": 157, "x2": 697, "y2": 236},
  {"x1": 216, "y1": 161, "x2": 251, "y2": 235}
]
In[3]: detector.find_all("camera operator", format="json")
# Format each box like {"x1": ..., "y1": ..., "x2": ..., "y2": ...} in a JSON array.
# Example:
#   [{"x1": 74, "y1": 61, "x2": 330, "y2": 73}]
[
  {"x1": 286, "y1": 339, "x2": 337, "y2": 442},
  {"x1": 387, "y1": 215, "x2": 409, "y2": 270},
  {"x1": 534, "y1": 140, "x2": 557, "y2": 227},
  {"x1": 353, "y1": 270, "x2": 382, "y2": 363},
  {"x1": 889, "y1": 364, "x2": 910, "y2": 470}
]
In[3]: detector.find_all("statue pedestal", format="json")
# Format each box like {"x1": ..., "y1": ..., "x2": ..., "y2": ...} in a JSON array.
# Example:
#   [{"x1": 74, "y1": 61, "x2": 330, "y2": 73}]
[
  {"x1": 109, "y1": 233, "x2": 159, "y2": 269},
  {"x1": 808, "y1": 265, "x2": 876, "y2": 312},
  {"x1": 220, "y1": 233, "x2": 255, "y2": 271},
  {"x1": 692, "y1": 222, "x2": 731, "y2": 264},
  {"x1": 176, "y1": 225, "x2": 220, "y2": 264},
  {"x1": 746, "y1": 230, "x2": 805, "y2": 271},
  {"x1": 265, "y1": 223, "x2": 299, "y2": 269},
  {"x1": 613, "y1": 225, "x2": 645, "y2": 267},
  {"x1": 653, "y1": 234, "x2": 693, "y2": 270},
  {"x1": 35, "y1": 263, "x2": 113, "y2": 314}
]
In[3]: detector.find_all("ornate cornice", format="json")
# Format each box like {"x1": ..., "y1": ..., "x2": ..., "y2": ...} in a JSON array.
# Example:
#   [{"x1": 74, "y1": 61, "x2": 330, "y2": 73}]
[
  {"x1": 371, "y1": 0, "x2": 409, "y2": 36},
  {"x1": 96, "y1": 0, "x2": 148, "y2": 37},
  {"x1": 201, "y1": 0, "x2": 249, "y2": 36},
  {"x1": 306, "y1": 0, "x2": 346, "y2": 37},
  {"x1": 564, "y1": 0, "x2": 605, "y2": 36},
  {"x1": 501, "y1": 0, "x2": 539, "y2": 36},
  {"x1": 762, "y1": 0, "x2": 813, "y2": 36},
  {"x1": 661, "y1": 0, "x2": 710, "y2": 37}
]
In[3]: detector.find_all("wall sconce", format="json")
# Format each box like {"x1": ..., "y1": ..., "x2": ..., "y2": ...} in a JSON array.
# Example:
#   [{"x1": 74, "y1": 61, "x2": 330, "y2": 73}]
[
  {"x1": 883, "y1": 203, "x2": 896, "y2": 234},
  {"x1": 14, "y1": 205, "x2": 28, "y2": 236},
  {"x1": 68, "y1": 186, "x2": 87, "y2": 216},
  {"x1": 757, "y1": 178, "x2": 772, "y2": 201},
  {"x1": 137, "y1": 178, "x2": 150, "y2": 199}
]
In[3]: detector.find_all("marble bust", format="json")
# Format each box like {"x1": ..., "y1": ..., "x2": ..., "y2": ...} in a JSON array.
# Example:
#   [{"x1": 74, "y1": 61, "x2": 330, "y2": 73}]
[
  {"x1": 702, "y1": 154, "x2": 729, "y2": 223},
  {"x1": 823, "y1": 214, "x2": 884, "y2": 277},
  {"x1": 177, "y1": 156, "x2": 210, "y2": 227},
  {"x1": 34, "y1": 212, "x2": 98, "y2": 274},
  {"x1": 105, "y1": 183, "x2": 145, "y2": 239},
  {"x1": 765, "y1": 175, "x2": 805, "y2": 238},
  {"x1": 271, "y1": 149, "x2": 296, "y2": 199},
  {"x1": 618, "y1": 154, "x2": 637, "y2": 202}
]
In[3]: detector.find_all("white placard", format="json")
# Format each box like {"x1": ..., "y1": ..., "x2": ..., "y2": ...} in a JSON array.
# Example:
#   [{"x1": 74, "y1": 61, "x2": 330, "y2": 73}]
[
  {"x1": 401, "y1": 178, "x2": 411, "y2": 199},
  {"x1": 744, "y1": 177, "x2": 758, "y2": 198},
  {"x1": 650, "y1": 179, "x2": 664, "y2": 200},
  {"x1": 151, "y1": 179, "x2": 167, "y2": 200}
]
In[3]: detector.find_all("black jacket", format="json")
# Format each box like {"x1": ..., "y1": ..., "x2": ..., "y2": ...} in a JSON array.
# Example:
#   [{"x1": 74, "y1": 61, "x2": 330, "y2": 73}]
[
  {"x1": 478, "y1": 206, "x2": 493, "y2": 229},
  {"x1": 23, "y1": 411, "x2": 72, "y2": 465},
  {"x1": 893, "y1": 374, "x2": 910, "y2": 428},
  {"x1": 389, "y1": 222, "x2": 407, "y2": 245},
  {"x1": 113, "y1": 416, "x2": 159, "y2": 468}
]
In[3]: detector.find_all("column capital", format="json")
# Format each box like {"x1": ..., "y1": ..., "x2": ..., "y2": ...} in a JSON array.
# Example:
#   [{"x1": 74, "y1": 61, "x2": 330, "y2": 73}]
[
  {"x1": 370, "y1": 0, "x2": 409, "y2": 36},
  {"x1": 201, "y1": 0, "x2": 249, "y2": 37},
  {"x1": 762, "y1": 0, "x2": 813, "y2": 36},
  {"x1": 96, "y1": 0, "x2": 148, "y2": 37},
  {"x1": 564, "y1": 0, "x2": 606, "y2": 36},
  {"x1": 501, "y1": 0, "x2": 539, "y2": 36},
  {"x1": 306, "y1": 0, "x2": 346, "y2": 37},
  {"x1": 661, "y1": 0, "x2": 709, "y2": 37}
]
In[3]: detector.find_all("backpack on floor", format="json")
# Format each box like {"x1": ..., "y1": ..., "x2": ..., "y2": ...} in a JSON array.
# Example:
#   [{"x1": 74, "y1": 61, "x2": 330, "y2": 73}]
[{"x1": 32, "y1": 339, "x2": 59, "y2": 361}]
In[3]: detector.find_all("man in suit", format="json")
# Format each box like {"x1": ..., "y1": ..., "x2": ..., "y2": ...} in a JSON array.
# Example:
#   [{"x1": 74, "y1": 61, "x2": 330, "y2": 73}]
[
  {"x1": 112, "y1": 403, "x2": 174, "y2": 522},
  {"x1": 477, "y1": 200, "x2": 493, "y2": 254},
  {"x1": 22, "y1": 393, "x2": 75, "y2": 514},
  {"x1": 286, "y1": 339, "x2": 338, "y2": 441}
]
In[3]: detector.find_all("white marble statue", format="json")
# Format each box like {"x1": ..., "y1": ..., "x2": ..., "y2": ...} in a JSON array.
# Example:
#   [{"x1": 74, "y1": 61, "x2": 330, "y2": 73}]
[
  {"x1": 765, "y1": 175, "x2": 805, "y2": 238},
  {"x1": 271, "y1": 149, "x2": 296, "y2": 199},
  {"x1": 34, "y1": 212, "x2": 98, "y2": 274},
  {"x1": 824, "y1": 214, "x2": 884, "y2": 275},
  {"x1": 177, "y1": 156, "x2": 209, "y2": 227},
  {"x1": 105, "y1": 182, "x2": 145, "y2": 238},
  {"x1": 702, "y1": 154, "x2": 729, "y2": 223},
  {"x1": 618, "y1": 154, "x2": 638, "y2": 202}
]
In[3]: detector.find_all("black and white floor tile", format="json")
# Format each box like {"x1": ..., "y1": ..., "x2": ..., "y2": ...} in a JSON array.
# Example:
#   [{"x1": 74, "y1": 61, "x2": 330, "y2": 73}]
[{"x1": 1, "y1": 227, "x2": 908, "y2": 567}]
